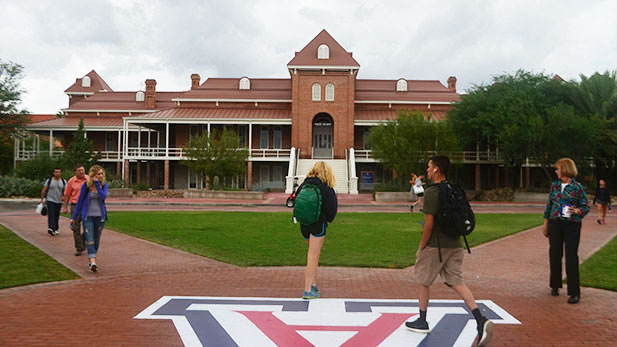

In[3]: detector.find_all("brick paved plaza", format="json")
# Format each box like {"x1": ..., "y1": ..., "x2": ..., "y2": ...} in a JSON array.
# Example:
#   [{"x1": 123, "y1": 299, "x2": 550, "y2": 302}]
[{"x1": 0, "y1": 197, "x2": 615, "y2": 346}]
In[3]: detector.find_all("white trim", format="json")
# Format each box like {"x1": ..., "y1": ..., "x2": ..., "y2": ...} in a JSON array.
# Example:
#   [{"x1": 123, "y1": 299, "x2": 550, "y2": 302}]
[
  {"x1": 355, "y1": 100, "x2": 453, "y2": 105},
  {"x1": 124, "y1": 118, "x2": 292, "y2": 125},
  {"x1": 65, "y1": 92, "x2": 94, "y2": 96},
  {"x1": 354, "y1": 120, "x2": 386, "y2": 126},
  {"x1": 170, "y1": 98, "x2": 291, "y2": 103},
  {"x1": 62, "y1": 109, "x2": 159, "y2": 113},
  {"x1": 286, "y1": 65, "x2": 359, "y2": 70}
]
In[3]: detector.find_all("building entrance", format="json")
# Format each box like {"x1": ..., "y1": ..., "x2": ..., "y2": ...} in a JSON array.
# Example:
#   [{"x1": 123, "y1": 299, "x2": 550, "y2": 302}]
[{"x1": 312, "y1": 113, "x2": 333, "y2": 159}]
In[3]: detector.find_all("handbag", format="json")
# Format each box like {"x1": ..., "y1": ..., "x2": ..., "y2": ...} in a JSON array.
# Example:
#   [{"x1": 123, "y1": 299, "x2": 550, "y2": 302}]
[
  {"x1": 36, "y1": 202, "x2": 48, "y2": 216},
  {"x1": 413, "y1": 185, "x2": 424, "y2": 195}
]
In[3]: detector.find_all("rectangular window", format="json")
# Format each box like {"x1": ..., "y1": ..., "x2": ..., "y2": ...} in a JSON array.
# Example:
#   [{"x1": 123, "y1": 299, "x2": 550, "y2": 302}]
[
  {"x1": 363, "y1": 128, "x2": 372, "y2": 150},
  {"x1": 260, "y1": 127, "x2": 269, "y2": 149},
  {"x1": 312, "y1": 84, "x2": 321, "y2": 101},
  {"x1": 273, "y1": 166, "x2": 282, "y2": 182},
  {"x1": 273, "y1": 126, "x2": 282, "y2": 149},
  {"x1": 105, "y1": 132, "x2": 114, "y2": 151},
  {"x1": 325, "y1": 84, "x2": 334, "y2": 101},
  {"x1": 238, "y1": 125, "x2": 247, "y2": 148},
  {"x1": 189, "y1": 125, "x2": 198, "y2": 145},
  {"x1": 260, "y1": 166, "x2": 269, "y2": 183}
]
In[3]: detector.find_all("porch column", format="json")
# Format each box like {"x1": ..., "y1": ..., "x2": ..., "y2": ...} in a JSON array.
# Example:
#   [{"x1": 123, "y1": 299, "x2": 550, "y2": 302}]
[
  {"x1": 164, "y1": 160, "x2": 170, "y2": 190},
  {"x1": 146, "y1": 162, "x2": 151, "y2": 187},
  {"x1": 247, "y1": 161, "x2": 253, "y2": 190},
  {"x1": 124, "y1": 160, "x2": 130, "y2": 185},
  {"x1": 248, "y1": 123, "x2": 252, "y2": 157},
  {"x1": 13, "y1": 136, "x2": 18, "y2": 169},
  {"x1": 165, "y1": 123, "x2": 169, "y2": 157},
  {"x1": 116, "y1": 162, "x2": 121, "y2": 178},
  {"x1": 153, "y1": 162, "x2": 160, "y2": 189},
  {"x1": 525, "y1": 167, "x2": 531, "y2": 188},
  {"x1": 49, "y1": 130, "x2": 53, "y2": 156},
  {"x1": 117, "y1": 130, "x2": 121, "y2": 161},
  {"x1": 136, "y1": 161, "x2": 141, "y2": 183},
  {"x1": 138, "y1": 126, "x2": 141, "y2": 155},
  {"x1": 475, "y1": 164, "x2": 481, "y2": 191}
]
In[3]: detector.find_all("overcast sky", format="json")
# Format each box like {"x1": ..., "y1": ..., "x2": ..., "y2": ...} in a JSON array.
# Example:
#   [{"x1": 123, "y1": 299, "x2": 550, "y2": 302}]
[{"x1": 1, "y1": 0, "x2": 616, "y2": 114}]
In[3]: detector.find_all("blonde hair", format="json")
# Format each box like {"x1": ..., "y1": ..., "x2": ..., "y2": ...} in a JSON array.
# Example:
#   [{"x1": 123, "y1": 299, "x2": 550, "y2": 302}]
[
  {"x1": 555, "y1": 158, "x2": 578, "y2": 178},
  {"x1": 86, "y1": 165, "x2": 106, "y2": 189},
  {"x1": 306, "y1": 161, "x2": 336, "y2": 188}
]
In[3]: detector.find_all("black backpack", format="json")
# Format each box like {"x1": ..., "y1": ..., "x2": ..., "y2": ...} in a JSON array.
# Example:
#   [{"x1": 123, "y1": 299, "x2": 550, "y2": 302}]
[{"x1": 435, "y1": 181, "x2": 475, "y2": 260}]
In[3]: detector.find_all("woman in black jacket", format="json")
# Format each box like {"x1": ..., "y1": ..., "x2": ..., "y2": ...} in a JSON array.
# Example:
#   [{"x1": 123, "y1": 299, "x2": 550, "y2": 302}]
[
  {"x1": 294, "y1": 161, "x2": 338, "y2": 299},
  {"x1": 593, "y1": 179, "x2": 611, "y2": 225}
]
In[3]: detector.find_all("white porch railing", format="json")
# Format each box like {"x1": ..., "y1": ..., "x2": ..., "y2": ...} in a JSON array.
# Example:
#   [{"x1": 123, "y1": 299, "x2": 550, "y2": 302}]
[
  {"x1": 125, "y1": 147, "x2": 292, "y2": 160},
  {"x1": 354, "y1": 150, "x2": 505, "y2": 163},
  {"x1": 15, "y1": 149, "x2": 64, "y2": 160}
]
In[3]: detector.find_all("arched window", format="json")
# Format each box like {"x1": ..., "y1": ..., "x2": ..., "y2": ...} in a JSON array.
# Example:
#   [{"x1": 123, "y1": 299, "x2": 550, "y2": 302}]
[
  {"x1": 82, "y1": 76, "x2": 91, "y2": 88},
  {"x1": 317, "y1": 44, "x2": 329, "y2": 59},
  {"x1": 325, "y1": 83, "x2": 334, "y2": 101},
  {"x1": 312, "y1": 83, "x2": 321, "y2": 101},
  {"x1": 136, "y1": 91, "x2": 145, "y2": 102},
  {"x1": 396, "y1": 79, "x2": 407, "y2": 92},
  {"x1": 239, "y1": 77, "x2": 250, "y2": 90}
]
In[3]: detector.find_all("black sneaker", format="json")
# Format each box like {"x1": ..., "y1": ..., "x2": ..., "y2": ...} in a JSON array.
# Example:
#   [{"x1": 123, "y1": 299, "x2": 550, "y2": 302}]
[
  {"x1": 551, "y1": 288, "x2": 559, "y2": 296},
  {"x1": 48, "y1": 228, "x2": 54, "y2": 236},
  {"x1": 477, "y1": 318, "x2": 494, "y2": 346},
  {"x1": 405, "y1": 318, "x2": 430, "y2": 333}
]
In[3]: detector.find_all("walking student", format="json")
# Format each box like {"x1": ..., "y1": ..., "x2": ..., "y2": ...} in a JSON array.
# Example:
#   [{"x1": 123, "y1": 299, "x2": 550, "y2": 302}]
[
  {"x1": 593, "y1": 179, "x2": 611, "y2": 225},
  {"x1": 293, "y1": 161, "x2": 338, "y2": 299},
  {"x1": 62, "y1": 164, "x2": 88, "y2": 256},
  {"x1": 542, "y1": 158, "x2": 589, "y2": 303},
  {"x1": 406, "y1": 156, "x2": 494, "y2": 346},
  {"x1": 71, "y1": 165, "x2": 108, "y2": 272},
  {"x1": 40, "y1": 168, "x2": 66, "y2": 236}
]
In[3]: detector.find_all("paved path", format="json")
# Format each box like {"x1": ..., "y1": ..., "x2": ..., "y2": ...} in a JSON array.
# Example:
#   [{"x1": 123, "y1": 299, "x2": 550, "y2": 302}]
[{"x1": 0, "y1": 202, "x2": 615, "y2": 346}]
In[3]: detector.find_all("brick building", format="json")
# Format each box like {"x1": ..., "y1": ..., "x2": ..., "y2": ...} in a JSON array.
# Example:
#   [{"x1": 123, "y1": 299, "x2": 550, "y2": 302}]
[{"x1": 19, "y1": 30, "x2": 511, "y2": 193}]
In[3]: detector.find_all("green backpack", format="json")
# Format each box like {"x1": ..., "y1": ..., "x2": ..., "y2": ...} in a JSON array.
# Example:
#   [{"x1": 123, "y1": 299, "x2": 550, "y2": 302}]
[{"x1": 294, "y1": 183, "x2": 323, "y2": 226}]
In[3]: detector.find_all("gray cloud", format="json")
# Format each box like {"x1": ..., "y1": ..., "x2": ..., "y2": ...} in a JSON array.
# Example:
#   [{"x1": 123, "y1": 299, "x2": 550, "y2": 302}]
[{"x1": 0, "y1": 0, "x2": 615, "y2": 113}]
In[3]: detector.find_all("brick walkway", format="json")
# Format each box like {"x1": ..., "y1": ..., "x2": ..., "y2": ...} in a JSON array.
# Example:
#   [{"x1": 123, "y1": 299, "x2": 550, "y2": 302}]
[{"x1": 0, "y1": 204, "x2": 615, "y2": 346}]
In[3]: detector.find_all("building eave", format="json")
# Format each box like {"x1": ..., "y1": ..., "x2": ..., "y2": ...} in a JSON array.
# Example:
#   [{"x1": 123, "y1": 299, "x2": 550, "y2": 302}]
[{"x1": 170, "y1": 98, "x2": 292, "y2": 103}]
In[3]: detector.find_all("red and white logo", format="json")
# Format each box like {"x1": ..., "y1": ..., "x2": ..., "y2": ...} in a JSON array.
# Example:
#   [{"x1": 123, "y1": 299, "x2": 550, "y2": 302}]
[{"x1": 135, "y1": 297, "x2": 520, "y2": 347}]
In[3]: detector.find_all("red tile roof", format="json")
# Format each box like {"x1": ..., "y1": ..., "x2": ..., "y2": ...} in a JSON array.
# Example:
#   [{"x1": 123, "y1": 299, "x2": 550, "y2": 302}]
[
  {"x1": 64, "y1": 70, "x2": 113, "y2": 94},
  {"x1": 355, "y1": 79, "x2": 460, "y2": 103},
  {"x1": 287, "y1": 30, "x2": 360, "y2": 68},
  {"x1": 26, "y1": 114, "x2": 57, "y2": 124},
  {"x1": 65, "y1": 91, "x2": 184, "y2": 111},
  {"x1": 176, "y1": 78, "x2": 292, "y2": 101},
  {"x1": 133, "y1": 108, "x2": 291, "y2": 120},
  {"x1": 26, "y1": 117, "x2": 124, "y2": 128},
  {"x1": 355, "y1": 110, "x2": 447, "y2": 121}
]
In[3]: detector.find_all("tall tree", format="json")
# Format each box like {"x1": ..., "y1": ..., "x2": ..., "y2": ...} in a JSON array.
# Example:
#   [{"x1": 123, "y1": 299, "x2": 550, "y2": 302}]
[
  {"x1": 182, "y1": 128, "x2": 248, "y2": 189},
  {"x1": 369, "y1": 110, "x2": 459, "y2": 187},
  {"x1": 0, "y1": 60, "x2": 29, "y2": 174},
  {"x1": 61, "y1": 118, "x2": 101, "y2": 170},
  {"x1": 448, "y1": 70, "x2": 597, "y2": 181}
]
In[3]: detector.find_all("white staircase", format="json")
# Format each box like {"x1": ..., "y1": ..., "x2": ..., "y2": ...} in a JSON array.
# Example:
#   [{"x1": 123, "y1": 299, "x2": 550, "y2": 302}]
[{"x1": 296, "y1": 159, "x2": 349, "y2": 194}]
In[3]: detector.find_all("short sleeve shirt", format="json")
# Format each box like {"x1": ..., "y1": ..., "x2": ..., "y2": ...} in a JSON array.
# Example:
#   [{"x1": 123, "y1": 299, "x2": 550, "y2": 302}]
[
  {"x1": 423, "y1": 184, "x2": 462, "y2": 249},
  {"x1": 45, "y1": 178, "x2": 65, "y2": 203}
]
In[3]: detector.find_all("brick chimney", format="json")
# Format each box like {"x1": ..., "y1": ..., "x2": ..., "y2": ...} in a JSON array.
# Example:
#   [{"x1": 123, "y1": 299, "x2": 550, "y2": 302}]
[
  {"x1": 145, "y1": 79, "x2": 156, "y2": 109},
  {"x1": 191, "y1": 74, "x2": 200, "y2": 89},
  {"x1": 447, "y1": 76, "x2": 457, "y2": 92}
]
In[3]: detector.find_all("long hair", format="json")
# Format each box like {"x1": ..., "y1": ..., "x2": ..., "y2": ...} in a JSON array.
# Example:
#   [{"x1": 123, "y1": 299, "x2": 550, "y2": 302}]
[
  {"x1": 306, "y1": 161, "x2": 336, "y2": 188},
  {"x1": 86, "y1": 165, "x2": 106, "y2": 189}
]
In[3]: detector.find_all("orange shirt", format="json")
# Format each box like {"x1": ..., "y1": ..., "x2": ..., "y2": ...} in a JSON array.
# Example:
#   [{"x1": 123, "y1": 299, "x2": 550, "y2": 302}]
[{"x1": 64, "y1": 176, "x2": 87, "y2": 204}]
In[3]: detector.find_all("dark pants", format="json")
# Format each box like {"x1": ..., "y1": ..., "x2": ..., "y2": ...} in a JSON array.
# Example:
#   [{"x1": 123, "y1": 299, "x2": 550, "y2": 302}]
[
  {"x1": 548, "y1": 219, "x2": 581, "y2": 296},
  {"x1": 46, "y1": 201, "x2": 62, "y2": 232},
  {"x1": 69, "y1": 203, "x2": 85, "y2": 252}
]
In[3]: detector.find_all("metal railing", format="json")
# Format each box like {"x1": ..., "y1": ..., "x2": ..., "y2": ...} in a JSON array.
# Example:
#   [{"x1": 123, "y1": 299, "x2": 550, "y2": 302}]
[
  {"x1": 353, "y1": 150, "x2": 505, "y2": 163},
  {"x1": 15, "y1": 149, "x2": 65, "y2": 160},
  {"x1": 125, "y1": 147, "x2": 292, "y2": 160}
]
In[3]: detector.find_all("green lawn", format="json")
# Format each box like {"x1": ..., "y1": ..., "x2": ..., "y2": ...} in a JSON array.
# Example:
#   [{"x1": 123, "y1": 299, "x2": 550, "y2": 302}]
[
  {"x1": 0, "y1": 224, "x2": 79, "y2": 289},
  {"x1": 580, "y1": 235, "x2": 617, "y2": 292},
  {"x1": 105, "y1": 212, "x2": 543, "y2": 268}
]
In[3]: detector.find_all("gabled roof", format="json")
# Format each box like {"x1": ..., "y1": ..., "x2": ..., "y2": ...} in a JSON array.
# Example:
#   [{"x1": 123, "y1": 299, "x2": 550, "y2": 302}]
[
  {"x1": 26, "y1": 117, "x2": 124, "y2": 129},
  {"x1": 64, "y1": 70, "x2": 113, "y2": 94},
  {"x1": 355, "y1": 79, "x2": 460, "y2": 103},
  {"x1": 175, "y1": 78, "x2": 292, "y2": 101},
  {"x1": 287, "y1": 29, "x2": 360, "y2": 68}
]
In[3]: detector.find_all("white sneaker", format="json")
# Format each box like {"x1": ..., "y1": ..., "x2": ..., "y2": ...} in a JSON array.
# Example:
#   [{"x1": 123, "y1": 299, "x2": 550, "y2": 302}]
[{"x1": 53, "y1": 230, "x2": 59, "y2": 235}]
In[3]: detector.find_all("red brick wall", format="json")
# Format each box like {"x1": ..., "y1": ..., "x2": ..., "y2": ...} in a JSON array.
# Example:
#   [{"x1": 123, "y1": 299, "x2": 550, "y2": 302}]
[{"x1": 291, "y1": 70, "x2": 356, "y2": 159}]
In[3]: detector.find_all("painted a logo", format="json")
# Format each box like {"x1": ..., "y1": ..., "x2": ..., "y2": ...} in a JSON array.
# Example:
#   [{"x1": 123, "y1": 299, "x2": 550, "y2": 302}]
[{"x1": 135, "y1": 297, "x2": 520, "y2": 347}]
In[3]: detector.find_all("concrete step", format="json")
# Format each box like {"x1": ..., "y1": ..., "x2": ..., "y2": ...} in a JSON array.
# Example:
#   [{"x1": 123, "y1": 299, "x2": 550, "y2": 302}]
[{"x1": 296, "y1": 159, "x2": 349, "y2": 194}]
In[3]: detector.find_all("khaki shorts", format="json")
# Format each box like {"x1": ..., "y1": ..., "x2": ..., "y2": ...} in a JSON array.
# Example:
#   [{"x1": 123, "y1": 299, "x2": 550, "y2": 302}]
[{"x1": 414, "y1": 247, "x2": 464, "y2": 287}]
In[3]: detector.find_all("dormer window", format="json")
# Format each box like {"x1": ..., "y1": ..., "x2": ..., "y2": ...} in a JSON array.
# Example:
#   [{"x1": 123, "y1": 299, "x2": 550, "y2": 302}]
[
  {"x1": 136, "y1": 91, "x2": 145, "y2": 102},
  {"x1": 312, "y1": 83, "x2": 321, "y2": 101},
  {"x1": 317, "y1": 44, "x2": 329, "y2": 59},
  {"x1": 82, "y1": 76, "x2": 91, "y2": 88},
  {"x1": 396, "y1": 78, "x2": 408, "y2": 92},
  {"x1": 325, "y1": 83, "x2": 334, "y2": 101},
  {"x1": 239, "y1": 77, "x2": 250, "y2": 90}
]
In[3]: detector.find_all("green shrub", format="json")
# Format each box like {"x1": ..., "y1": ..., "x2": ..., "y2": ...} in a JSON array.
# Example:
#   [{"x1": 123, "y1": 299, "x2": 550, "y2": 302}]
[
  {"x1": 130, "y1": 182, "x2": 150, "y2": 194},
  {"x1": 108, "y1": 179, "x2": 125, "y2": 188},
  {"x1": 469, "y1": 188, "x2": 515, "y2": 202},
  {"x1": 0, "y1": 176, "x2": 43, "y2": 198},
  {"x1": 16, "y1": 153, "x2": 64, "y2": 181}
]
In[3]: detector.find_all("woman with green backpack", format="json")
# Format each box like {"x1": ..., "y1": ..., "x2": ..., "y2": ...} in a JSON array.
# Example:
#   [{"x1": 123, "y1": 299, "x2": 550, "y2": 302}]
[{"x1": 293, "y1": 161, "x2": 338, "y2": 299}]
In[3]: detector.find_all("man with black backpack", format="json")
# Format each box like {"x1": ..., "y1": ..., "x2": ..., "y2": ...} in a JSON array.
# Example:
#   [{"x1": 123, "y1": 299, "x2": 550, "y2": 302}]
[
  {"x1": 405, "y1": 156, "x2": 494, "y2": 346},
  {"x1": 40, "y1": 168, "x2": 67, "y2": 236}
]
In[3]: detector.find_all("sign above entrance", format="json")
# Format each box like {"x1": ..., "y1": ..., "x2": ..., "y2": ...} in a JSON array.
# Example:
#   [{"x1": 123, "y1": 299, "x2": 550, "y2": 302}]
[{"x1": 136, "y1": 296, "x2": 520, "y2": 346}]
